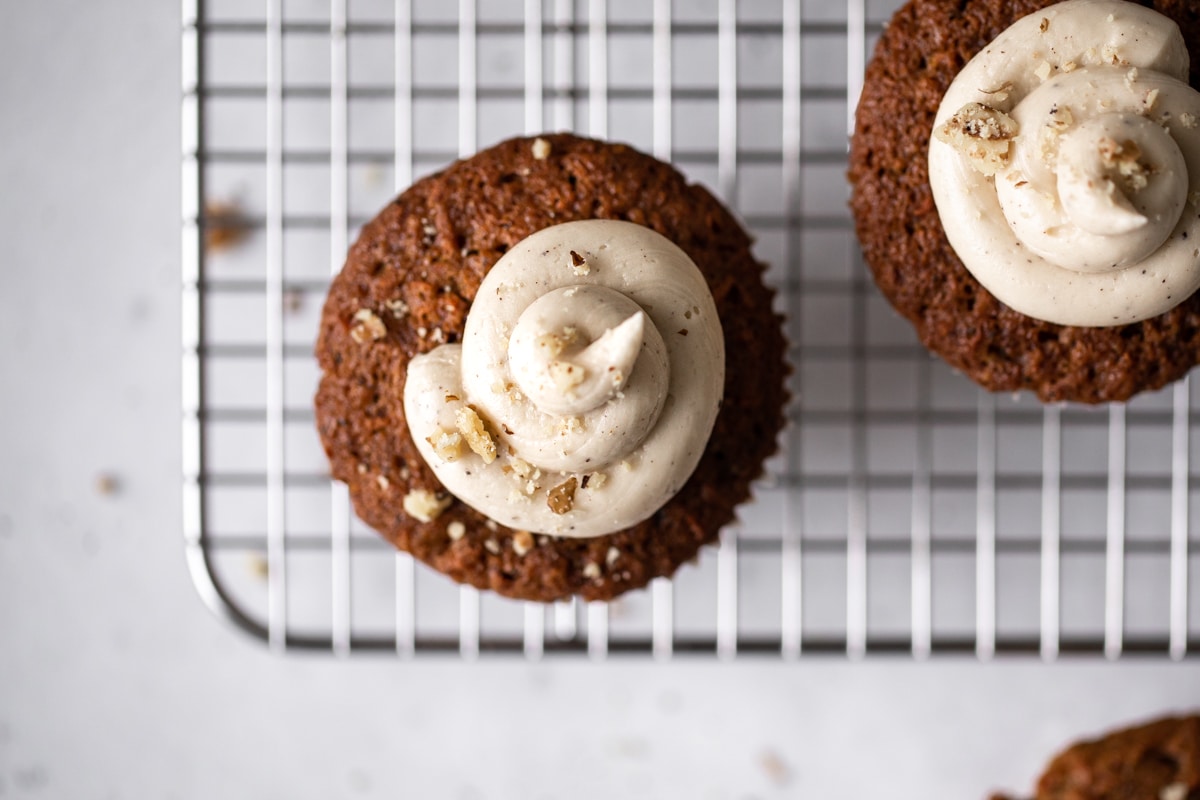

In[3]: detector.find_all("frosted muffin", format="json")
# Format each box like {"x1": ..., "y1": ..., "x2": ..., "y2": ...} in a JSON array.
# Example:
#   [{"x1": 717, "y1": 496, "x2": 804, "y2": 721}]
[
  {"x1": 849, "y1": 0, "x2": 1200, "y2": 403},
  {"x1": 315, "y1": 134, "x2": 786, "y2": 602}
]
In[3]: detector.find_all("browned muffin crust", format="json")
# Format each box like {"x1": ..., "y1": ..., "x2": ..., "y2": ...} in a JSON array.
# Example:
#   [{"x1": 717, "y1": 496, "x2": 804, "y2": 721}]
[
  {"x1": 849, "y1": 0, "x2": 1200, "y2": 404},
  {"x1": 993, "y1": 714, "x2": 1200, "y2": 800},
  {"x1": 315, "y1": 134, "x2": 786, "y2": 602}
]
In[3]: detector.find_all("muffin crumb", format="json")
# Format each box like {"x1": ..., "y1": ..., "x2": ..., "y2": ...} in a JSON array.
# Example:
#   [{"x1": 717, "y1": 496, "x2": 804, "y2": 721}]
[{"x1": 532, "y1": 137, "x2": 552, "y2": 159}]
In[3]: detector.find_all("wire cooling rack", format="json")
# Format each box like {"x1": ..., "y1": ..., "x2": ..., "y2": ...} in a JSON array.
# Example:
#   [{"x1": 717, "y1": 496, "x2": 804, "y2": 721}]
[{"x1": 181, "y1": 0, "x2": 1200, "y2": 660}]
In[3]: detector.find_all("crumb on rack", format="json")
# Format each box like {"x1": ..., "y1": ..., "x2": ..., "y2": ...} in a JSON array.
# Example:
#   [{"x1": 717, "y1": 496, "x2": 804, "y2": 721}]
[
  {"x1": 203, "y1": 199, "x2": 251, "y2": 252},
  {"x1": 350, "y1": 308, "x2": 387, "y2": 343},
  {"x1": 512, "y1": 530, "x2": 534, "y2": 556},
  {"x1": 456, "y1": 406, "x2": 498, "y2": 464},
  {"x1": 547, "y1": 476, "x2": 578, "y2": 515},
  {"x1": 447, "y1": 521, "x2": 466, "y2": 541},
  {"x1": 532, "y1": 137, "x2": 551, "y2": 159},
  {"x1": 402, "y1": 489, "x2": 452, "y2": 522},
  {"x1": 935, "y1": 103, "x2": 1019, "y2": 176}
]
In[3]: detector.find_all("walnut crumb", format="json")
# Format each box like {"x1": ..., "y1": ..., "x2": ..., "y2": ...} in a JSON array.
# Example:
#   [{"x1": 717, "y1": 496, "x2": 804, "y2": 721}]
[
  {"x1": 484, "y1": 538, "x2": 501, "y2": 554},
  {"x1": 509, "y1": 457, "x2": 534, "y2": 479},
  {"x1": 934, "y1": 102, "x2": 1019, "y2": 176},
  {"x1": 456, "y1": 406, "x2": 497, "y2": 464},
  {"x1": 588, "y1": 471, "x2": 607, "y2": 489},
  {"x1": 536, "y1": 327, "x2": 579, "y2": 358},
  {"x1": 550, "y1": 360, "x2": 587, "y2": 393},
  {"x1": 385, "y1": 298, "x2": 409, "y2": 318},
  {"x1": 1034, "y1": 60, "x2": 1052, "y2": 82},
  {"x1": 1047, "y1": 105, "x2": 1073, "y2": 131},
  {"x1": 570, "y1": 249, "x2": 590, "y2": 276},
  {"x1": 512, "y1": 530, "x2": 534, "y2": 556},
  {"x1": 402, "y1": 489, "x2": 451, "y2": 523},
  {"x1": 547, "y1": 476, "x2": 578, "y2": 515},
  {"x1": 980, "y1": 81, "x2": 1013, "y2": 102},
  {"x1": 531, "y1": 137, "x2": 551, "y2": 159},
  {"x1": 1180, "y1": 112, "x2": 1197, "y2": 129},
  {"x1": 350, "y1": 308, "x2": 387, "y2": 343},
  {"x1": 429, "y1": 429, "x2": 464, "y2": 462},
  {"x1": 1144, "y1": 89, "x2": 1160, "y2": 112},
  {"x1": 1160, "y1": 783, "x2": 1188, "y2": 800},
  {"x1": 1125, "y1": 67, "x2": 1139, "y2": 88},
  {"x1": 376, "y1": 474, "x2": 390, "y2": 490},
  {"x1": 1062, "y1": 60, "x2": 1077, "y2": 73},
  {"x1": 582, "y1": 561, "x2": 601, "y2": 580},
  {"x1": 1038, "y1": 17, "x2": 1049, "y2": 32},
  {"x1": 1099, "y1": 137, "x2": 1151, "y2": 191},
  {"x1": 447, "y1": 521, "x2": 466, "y2": 541},
  {"x1": 606, "y1": 546, "x2": 620, "y2": 567}
]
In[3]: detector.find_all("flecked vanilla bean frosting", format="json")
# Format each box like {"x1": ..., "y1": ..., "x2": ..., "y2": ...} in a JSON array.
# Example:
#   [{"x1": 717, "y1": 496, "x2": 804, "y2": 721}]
[
  {"x1": 403, "y1": 219, "x2": 724, "y2": 537},
  {"x1": 928, "y1": 0, "x2": 1200, "y2": 326}
]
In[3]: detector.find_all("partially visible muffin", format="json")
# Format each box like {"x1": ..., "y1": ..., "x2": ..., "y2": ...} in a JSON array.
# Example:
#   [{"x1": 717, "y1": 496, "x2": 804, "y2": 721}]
[
  {"x1": 315, "y1": 133, "x2": 787, "y2": 602},
  {"x1": 849, "y1": 0, "x2": 1200, "y2": 403},
  {"x1": 992, "y1": 714, "x2": 1200, "y2": 800}
]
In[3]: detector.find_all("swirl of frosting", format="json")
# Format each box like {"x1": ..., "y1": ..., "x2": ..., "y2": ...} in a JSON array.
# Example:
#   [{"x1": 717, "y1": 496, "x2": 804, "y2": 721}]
[
  {"x1": 402, "y1": 219, "x2": 725, "y2": 537},
  {"x1": 927, "y1": 0, "x2": 1200, "y2": 326}
]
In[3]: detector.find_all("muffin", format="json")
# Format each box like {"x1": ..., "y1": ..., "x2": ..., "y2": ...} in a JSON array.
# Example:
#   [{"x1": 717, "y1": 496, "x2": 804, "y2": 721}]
[
  {"x1": 315, "y1": 134, "x2": 786, "y2": 602},
  {"x1": 849, "y1": 0, "x2": 1200, "y2": 403},
  {"x1": 991, "y1": 713, "x2": 1200, "y2": 800}
]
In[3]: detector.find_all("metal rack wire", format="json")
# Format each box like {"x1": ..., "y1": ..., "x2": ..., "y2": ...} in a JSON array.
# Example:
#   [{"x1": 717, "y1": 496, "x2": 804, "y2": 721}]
[{"x1": 181, "y1": 0, "x2": 1200, "y2": 659}]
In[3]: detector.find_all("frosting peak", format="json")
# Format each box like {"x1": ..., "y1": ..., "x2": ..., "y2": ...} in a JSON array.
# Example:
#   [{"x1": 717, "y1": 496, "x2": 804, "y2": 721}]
[
  {"x1": 928, "y1": 0, "x2": 1200, "y2": 327},
  {"x1": 403, "y1": 220, "x2": 724, "y2": 537}
]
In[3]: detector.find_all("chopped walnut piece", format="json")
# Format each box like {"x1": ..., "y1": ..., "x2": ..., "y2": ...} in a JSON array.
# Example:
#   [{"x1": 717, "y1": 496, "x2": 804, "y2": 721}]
[
  {"x1": 350, "y1": 308, "x2": 387, "y2": 343},
  {"x1": 429, "y1": 429, "x2": 465, "y2": 462},
  {"x1": 447, "y1": 521, "x2": 466, "y2": 541},
  {"x1": 588, "y1": 471, "x2": 607, "y2": 489},
  {"x1": 1125, "y1": 67, "x2": 1140, "y2": 88},
  {"x1": 606, "y1": 546, "x2": 620, "y2": 567},
  {"x1": 536, "y1": 327, "x2": 579, "y2": 358},
  {"x1": 402, "y1": 489, "x2": 451, "y2": 522},
  {"x1": 509, "y1": 457, "x2": 533, "y2": 479},
  {"x1": 934, "y1": 102, "x2": 1019, "y2": 176},
  {"x1": 547, "y1": 476, "x2": 578, "y2": 515},
  {"x1": 582, "y1": 561, "x2": 601, "y2": 580},
  {"x1": 1099, "y1": 137, "x2": 1151, "y2": 192},
  {"x1": 385, "y1": 298, "x2": 409, "y2": 318},
  {"x1": 1038, "y1": 17, "x2": 1049, "y2": 32},
  {"x1": 512, "y1": 530, "x2": 534, "y2": 556},
  {"x1": 1062, "y1": 60, "x2": 1078, "y2": 73},
  {"x1": 1034, "y1": 60, "x2": 1052, "y2": 82},
  {"x1": 456, "y1": 406, "x2": 497, "y2": 464},
  {"x1": 1047, "y1": 105, "x2": 1074, "y2": 131},
  {"x1": 550, "y1": 360, "x2": 587, "y2": 393},
  {"x1": 531, "y1": 137, "x2": 551, "y2": 159}
]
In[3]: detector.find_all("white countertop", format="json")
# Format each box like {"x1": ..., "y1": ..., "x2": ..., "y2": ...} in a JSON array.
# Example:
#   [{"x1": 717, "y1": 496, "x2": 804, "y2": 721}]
[{"x1": 0, "y1": 2, "x2": 1197, "y2": 798}]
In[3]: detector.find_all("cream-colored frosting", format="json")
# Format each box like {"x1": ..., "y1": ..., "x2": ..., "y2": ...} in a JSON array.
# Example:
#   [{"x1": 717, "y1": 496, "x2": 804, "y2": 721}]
[
  {"x1": 403, "y1": 220, "x2": 724, "y2": 537},
  {"x1": 928, "y1": 0, "x2": 1200, "y2": 326}
]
